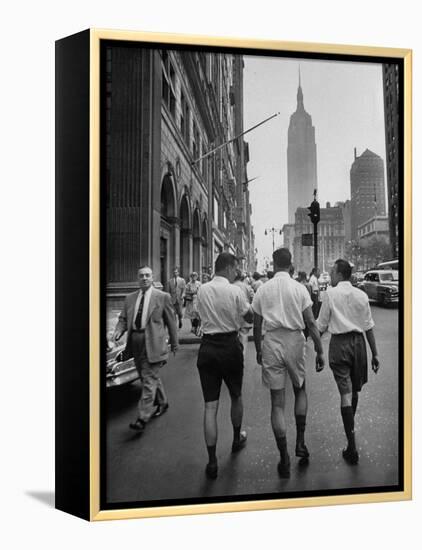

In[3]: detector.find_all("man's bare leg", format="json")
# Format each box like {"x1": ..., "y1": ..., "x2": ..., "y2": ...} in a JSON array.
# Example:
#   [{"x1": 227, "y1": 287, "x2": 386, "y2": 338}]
[
  {"x1": 293, "y1": 381, "x2": 309, "y2": 458},
  {"x1": 270, "y1": 389, "x2": 290, "y2": 477}
]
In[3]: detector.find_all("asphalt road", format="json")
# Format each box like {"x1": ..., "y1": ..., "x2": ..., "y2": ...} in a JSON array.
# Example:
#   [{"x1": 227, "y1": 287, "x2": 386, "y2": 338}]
[{"x1": 105, "y1": 304, "x2": 399, "y2": 505}]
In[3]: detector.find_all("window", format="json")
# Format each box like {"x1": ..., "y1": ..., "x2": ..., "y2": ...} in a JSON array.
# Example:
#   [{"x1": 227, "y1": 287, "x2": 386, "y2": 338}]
[
  {"x1": 192, "y1": 121, "x2": 200, "y2": 162},
  {"x1": 180, "y1": 92, "x2": 190, "y2": 143},
  {"x1": 161, "y1": 51, "x2": 176, "y2": 118},
  {"x1": 213, "y1": 196, "x2": 219, "y2": 226}
]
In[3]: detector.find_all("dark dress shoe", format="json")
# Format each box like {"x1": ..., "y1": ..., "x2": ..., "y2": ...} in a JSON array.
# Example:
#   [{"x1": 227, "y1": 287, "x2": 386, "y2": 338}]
[
  {"x1": 205, "y1": 462, "x2": 218, "y2": 479},
  {"x1": 231, "y1": 431, "x2": 247, "y2": 453},
  {"x1": 295, "y1": 441, "x2": 310, "y2": 458},
  {"x1": 277, "y1": 455, "x2": 291, "y2": 478},
  {"x1": 152, "y1": 403, "x2": 169, "y2": 418},
  {"x1": 129, "y1": 418, "x2": 145, "y2": 432},
  {"x1": 342, "y1": 447, "x2": 359, "y2": 465}
]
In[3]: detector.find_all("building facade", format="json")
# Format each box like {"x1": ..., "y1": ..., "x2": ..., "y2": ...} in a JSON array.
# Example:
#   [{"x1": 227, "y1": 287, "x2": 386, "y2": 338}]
[
  {"x1": 105, "y1": 46, "x2": 254, "y2": 316},
  {"x1": 293, "y1": 203, "x2": 345, "y2": 274},
  {"x1": 357, "y1": 215, "x2": 390, "y2": 247},
  {"x1": 383, "y1": 63, "x2": 400, "y2": 258},
  {"x1": 350, "y1": 148, "x2": 386, "y2": 241},
  {"x1": 281, "y1": 223, "x2": 296, "y2": 259},
  {"x1": 287, "y1": 75, "x2": 318, "y2": 223}
]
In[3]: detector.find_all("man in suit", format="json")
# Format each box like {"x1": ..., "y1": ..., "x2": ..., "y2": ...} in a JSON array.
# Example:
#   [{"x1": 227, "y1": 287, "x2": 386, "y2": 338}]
[
  {"x1": 167, "y1": 266, "x2": 186, "y2": 329},
  {"x1": 113, "y1": 266, "x2": 178, "y2": 433}
]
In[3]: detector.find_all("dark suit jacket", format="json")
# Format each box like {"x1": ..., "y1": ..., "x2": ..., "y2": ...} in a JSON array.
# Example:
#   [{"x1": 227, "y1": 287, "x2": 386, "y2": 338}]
[{"x1": 115, "y1": 287, "x2": 178, "y2": 363}]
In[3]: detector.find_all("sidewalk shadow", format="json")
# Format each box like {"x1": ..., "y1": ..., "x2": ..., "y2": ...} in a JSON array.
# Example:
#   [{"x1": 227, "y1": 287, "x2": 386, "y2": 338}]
[{"x1": 26, "y1": 491, "x2": 55, "y2": 508}]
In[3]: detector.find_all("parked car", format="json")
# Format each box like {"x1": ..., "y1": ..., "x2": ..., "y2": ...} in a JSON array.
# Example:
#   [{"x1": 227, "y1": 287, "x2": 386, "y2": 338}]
[
  {"x1": 106, "y1": 342, "x2": 139, "y2": 388},
  {"x1": 361, "y1": 269, "x2": 399, "y2": 305}
]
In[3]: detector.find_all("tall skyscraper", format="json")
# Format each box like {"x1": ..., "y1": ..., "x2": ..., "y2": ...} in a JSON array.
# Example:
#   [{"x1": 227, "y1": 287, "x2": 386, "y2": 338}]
[
  {"x1": 287, "y1": 73, "x2": 318, "y2": 223},
  {"x1": 350, "y1": 148, "x2": 386, "y2": 241},
  {"x1": 383, "y1": 63, "x2": 400, "y2": 258}
]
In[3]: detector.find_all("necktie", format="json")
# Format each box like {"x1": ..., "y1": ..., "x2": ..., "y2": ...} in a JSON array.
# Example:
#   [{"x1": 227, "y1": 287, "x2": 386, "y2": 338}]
[{"x1": 135, "y1": 292, "x2": 145, "y2": 329}]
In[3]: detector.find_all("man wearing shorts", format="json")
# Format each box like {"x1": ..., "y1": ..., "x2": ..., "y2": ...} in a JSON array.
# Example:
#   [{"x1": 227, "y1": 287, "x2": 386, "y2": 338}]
[
  {"x1": 317, "y1": 259, "x2": 380, "y2": 465},
  {"x1": 253, "y1": 248, "x2": 324, "y2": 478},
  {"x1": 196, "y1": 253, "x2": 253, "y2": 479}
]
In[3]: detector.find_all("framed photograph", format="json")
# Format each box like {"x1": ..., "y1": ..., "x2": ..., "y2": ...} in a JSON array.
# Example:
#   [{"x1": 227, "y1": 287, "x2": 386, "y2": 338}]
[{"x1": 55, "y1": 29, "x2": 412, "y2": 521}]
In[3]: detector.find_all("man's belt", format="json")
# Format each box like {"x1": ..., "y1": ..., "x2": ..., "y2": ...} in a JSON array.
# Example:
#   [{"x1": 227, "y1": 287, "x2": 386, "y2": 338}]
[{"x1": 202, "y1": 331, "x2": 238, "y2": 340}]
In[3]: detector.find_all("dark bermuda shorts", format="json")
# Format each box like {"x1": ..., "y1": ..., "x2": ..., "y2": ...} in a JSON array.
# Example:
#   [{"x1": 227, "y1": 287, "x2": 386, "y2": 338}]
[
  {"x1": 197, "y1": 332, "x2": 244, "y2": 402},
  {"x1": 329, "y1": 332, "x2": 368, "y2": 395}
]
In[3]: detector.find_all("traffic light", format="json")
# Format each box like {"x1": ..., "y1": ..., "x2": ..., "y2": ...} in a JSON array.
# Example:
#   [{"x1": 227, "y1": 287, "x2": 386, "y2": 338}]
[{"x1": 307, "y1": 199, "x2": 320, "y2": 224}]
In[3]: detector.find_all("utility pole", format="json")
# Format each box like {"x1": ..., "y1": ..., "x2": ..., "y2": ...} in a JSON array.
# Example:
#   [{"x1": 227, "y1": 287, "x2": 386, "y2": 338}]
[{"x1": 307, "y1": 189, "x2": 320, "y2": 270}]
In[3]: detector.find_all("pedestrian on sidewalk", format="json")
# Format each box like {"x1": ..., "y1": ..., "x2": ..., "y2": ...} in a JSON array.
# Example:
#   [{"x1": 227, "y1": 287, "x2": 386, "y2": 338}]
[
  {"x1": 317, "y1": 259, "x2": 380, "y2": 465},
  {"x1": 184, "y1": 272, "x2": 202, "y2": 335},
  {"x1": 166, "y1": 267, "x2": 186, "y2": 329},
  {"x1": 233, "y1": 269, "x2": 254, "y2": 351},
  {"x1": 298, "y1": 271, "x2": 312, "y2": 340},
  {"x1": 309, "y1": 267, "x2": 321, "y2": 318},
  {"x1": 113, "y1": 266, "x2": 178, "y2": 434},
  {"x1": 252, "y1": 248, "x2": 324, "y2": 478},
  {"x1": 196, "y1": 253, "x2": 253, "y2": 479},
  {"x1": 251, "y1": 271, "x2": 264, "y2": 293}
]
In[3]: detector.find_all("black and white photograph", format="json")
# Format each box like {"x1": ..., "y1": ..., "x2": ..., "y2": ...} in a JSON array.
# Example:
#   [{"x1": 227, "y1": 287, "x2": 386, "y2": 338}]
[{"x1": 101, "y1": 39, "x2": 405, "y2": 510}]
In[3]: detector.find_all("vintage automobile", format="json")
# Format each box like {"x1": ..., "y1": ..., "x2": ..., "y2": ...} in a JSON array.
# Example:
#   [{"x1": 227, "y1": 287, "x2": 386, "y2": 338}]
[
  {"x1": 361, "y1": 269, "x2": 399, "y2": 305},
  {"x1": 106, "y1": 342, "x2": 139, "y2": 388}
]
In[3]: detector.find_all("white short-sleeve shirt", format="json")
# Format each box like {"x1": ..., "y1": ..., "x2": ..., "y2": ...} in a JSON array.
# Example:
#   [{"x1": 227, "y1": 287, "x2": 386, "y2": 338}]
[
  {"x1": 317, "y1": 281, "x2": 375, "y2": 334},
  {"x1": 252, "y1": 271, "x2": 312, "y2": 331},
  {"x1": 197, "y1": 276, "x2": 251, "y2": 334}
]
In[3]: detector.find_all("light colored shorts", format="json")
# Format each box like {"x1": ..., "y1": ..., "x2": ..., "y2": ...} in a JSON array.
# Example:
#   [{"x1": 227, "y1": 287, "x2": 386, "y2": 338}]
[{"x1": 261, "y1": 328, "x2": 306, "y2": 390}]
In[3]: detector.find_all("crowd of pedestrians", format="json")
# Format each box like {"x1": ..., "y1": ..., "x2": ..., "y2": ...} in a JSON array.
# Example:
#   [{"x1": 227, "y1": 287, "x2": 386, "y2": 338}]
[{"x1": 112, "y1": 248, "x2": 380, "y2": 480}]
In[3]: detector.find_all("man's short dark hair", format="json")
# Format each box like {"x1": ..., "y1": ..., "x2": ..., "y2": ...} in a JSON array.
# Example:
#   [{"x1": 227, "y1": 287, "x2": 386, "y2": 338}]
[
  {"x1": 297, "y1": 271, "x2": 307, "y2": 282},
  {"x1": 272, "y1": 247, "x2": 292, "y2": 269},
  {"x1": 252, "y1": 271, "x2": 261, "y2": 281},
  {"x1": 335, "y1": 259, "x2": 352, "y2": 280},
  {"x1": 215, "y1": 252, "x2": 238, "y2": 272}
]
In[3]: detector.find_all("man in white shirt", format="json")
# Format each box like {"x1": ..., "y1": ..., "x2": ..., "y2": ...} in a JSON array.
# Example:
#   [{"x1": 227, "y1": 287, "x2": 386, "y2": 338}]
[
  {"x1": 113, "y1": 266, "x2": 178, "y2": 433},
  {"x1": 309, "y1": 267, "x2": 321, "y2": 318},
  {"x1": 317, "y1": 259, "x2": 380, "y2": 465},
  {"x1": 253, "y1": 248, "x2": 324, "y2": 478},
  {"x1": 196, "y1": 253, "x2": 253, "y2": 479}
]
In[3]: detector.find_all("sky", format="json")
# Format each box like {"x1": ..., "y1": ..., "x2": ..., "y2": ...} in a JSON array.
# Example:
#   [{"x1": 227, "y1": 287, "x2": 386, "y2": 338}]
[{"x1": 243, "y1": 56, "x2": 386, "y2": 268}]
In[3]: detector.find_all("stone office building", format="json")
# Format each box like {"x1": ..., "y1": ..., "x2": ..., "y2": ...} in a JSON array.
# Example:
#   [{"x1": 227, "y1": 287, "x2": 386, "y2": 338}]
[
  {"x1": 349, "y1": 148, "x2": 386, "y2": 241},
  {"x1": 104, "y1": 45, "x2": 254, "y2": 313}
]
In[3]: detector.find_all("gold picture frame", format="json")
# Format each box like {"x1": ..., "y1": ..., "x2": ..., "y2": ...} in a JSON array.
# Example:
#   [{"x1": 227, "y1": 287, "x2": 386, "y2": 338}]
[{"x1": 55, "y1": 28, "x2": 412, "y2": 521}]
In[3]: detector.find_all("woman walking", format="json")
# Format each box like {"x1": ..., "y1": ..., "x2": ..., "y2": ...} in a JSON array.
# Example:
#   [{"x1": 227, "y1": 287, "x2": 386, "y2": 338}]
[{"x1": 184, "y1": 272, "x2": 202, "y2": 335}]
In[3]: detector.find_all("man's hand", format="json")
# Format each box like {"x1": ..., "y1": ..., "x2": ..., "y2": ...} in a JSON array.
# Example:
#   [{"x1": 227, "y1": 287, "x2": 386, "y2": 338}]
[
  {"x1": 315, "y1": 352, "x2": 325, "y2": 372},
  {"x1": 256, "y1": 350, "x2": 263, "y2": 365},
  {"x1": 372, "y1": 355, "x2": 380, "y2": 373}
]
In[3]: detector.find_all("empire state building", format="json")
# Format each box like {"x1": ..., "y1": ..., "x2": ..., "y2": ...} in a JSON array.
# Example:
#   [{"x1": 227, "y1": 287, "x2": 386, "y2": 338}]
[{"x1": 287, "y1": 76, "x2": 318, "y2": 223}]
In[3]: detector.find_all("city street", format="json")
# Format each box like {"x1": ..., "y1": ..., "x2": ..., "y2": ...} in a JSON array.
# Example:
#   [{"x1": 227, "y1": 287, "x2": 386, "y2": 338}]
[{"x1": 105, "y1": 304, "x2": 399, "y2": 505}]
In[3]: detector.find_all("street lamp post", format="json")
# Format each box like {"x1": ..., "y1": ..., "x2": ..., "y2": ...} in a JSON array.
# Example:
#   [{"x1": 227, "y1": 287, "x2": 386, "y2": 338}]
[{"x1": 264, "y1": 227, "x2": 283, "y2": 253}]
